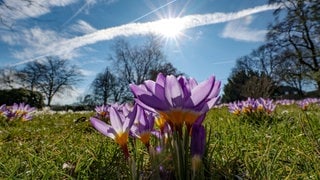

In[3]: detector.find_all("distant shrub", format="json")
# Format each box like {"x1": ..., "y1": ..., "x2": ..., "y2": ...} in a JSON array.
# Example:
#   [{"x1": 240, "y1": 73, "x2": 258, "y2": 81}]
[{"x1": 0, "y1": 88, "x2": 44, "y2": 108}]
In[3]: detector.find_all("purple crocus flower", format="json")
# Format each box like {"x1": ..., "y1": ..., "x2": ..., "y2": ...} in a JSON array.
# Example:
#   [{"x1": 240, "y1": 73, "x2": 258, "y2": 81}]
[
  {"x1": 130, "y1": 105, "x2": 155, "y2": 149},
  {"x1": 130, "y1": 73, "x2": 220, "y2": 132},
  {"x1": 228, "y1": 101, "x2": 242, "y2": 115},
  {"x1": 94, "y1": 104, "x2": 109, "y2": 120},
  {"x1": 9, "y1": 103, "x2": 36, "y2": 121},
  {"x1": 256, "y1": 98, "x2": 276, "y2": 114},
  {"x1": 297, "y1": 99, "x2": 309, "y2": 110},
  {"x1": 0, "y1": 104, "x2": 8, "y2": 117},
  {"x1": 241, "y1": 97, "x2": 256, "y2": 114},
  {"x1": 90, "y1": 104, "x2": 136, "y2": 159}
]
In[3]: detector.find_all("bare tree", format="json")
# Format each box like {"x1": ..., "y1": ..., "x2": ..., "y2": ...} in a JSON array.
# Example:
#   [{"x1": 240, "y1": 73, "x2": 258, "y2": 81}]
[
  {"x1": 234, "y1": 43, "x2": 282, "y2": 81},
  {"x1": 149, "y1": 62, "x2": 183, "y2": 81},
  {"x1": 268, "y1": 0, "x2": 320, "y2": 89},
  {"x1": 105, "y1": 36, "x2": 181, "y2": 103},
  {"x1": 109, "y1": 36, "x2": 180, "y2": 85},
  {"x1": 91, "y1": 67, "x2": 117, "y2": 105},
  {"x1": 0, "y1": 67, "x2": 23, "y2": 89},
  {"x1": 18, "y1": 61, "x2": 45, "y2": 91},
  {"x1": 19, "y1": 56, "x2": 82, "y2": 106},
  {"x1": 234, "y1": 43, "x2": 309, "y2": 96},
  {"x1": 274, "y1": 52, "x2": 312, "y2": 96}
]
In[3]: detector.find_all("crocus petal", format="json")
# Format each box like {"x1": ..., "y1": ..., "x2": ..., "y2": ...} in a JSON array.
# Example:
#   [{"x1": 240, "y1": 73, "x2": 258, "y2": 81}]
[
  {"x1": 137, "y1": 109, "x2": 147, "y2": 127},
  {"x1": 130, "y1": 84, "x2": 151, "y2": 97},
  {"x1": 137, "y1": 94, "x2": 168, "y2": 111},
  {"x1": 188, "y1": 78, "x2": 198, "y2": 89},
  {"x1": 156, "y1": 73, "x2": 166, "y2": 87},
  {"x1": 185, "y1": 76, "x2": 214, "y2": 108},
  {"x1": 207, "y1": 80, "x2": 221, "y2": 99},
  {"x1": 165, "y1": 75, "x2": 184, "y2": 107},
  {"x1": 198, "y1": 97, "x2": 220, "y2": 113},
  {"x1": 146, "y1": 113, "x2": 155, "y2": 129},
  {"x1": 109, "y1": 107, "x2": 124, "y2": 133},
  {"x1": 90, "y1": 117, "x2": 116, "y2": 139},
  {"x1": 123, "y1": 106, "x2": 135, "y2": 132},
  {"x1": 144, "y1": 80, "x2": 166, "y2": 103},
  {"x1": 130, "y1": 84, "x2": 168, "y2": 111},
  {"x1": 134, "y1": 99, "x2": 157, "y2": 112},
  {"x1": 178, "y1": 76, "x2": 191, "y2": 99}
]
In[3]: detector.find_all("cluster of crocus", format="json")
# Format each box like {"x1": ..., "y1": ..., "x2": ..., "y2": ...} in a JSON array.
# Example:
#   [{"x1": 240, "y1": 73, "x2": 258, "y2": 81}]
[
  {"x1": 93, "y1": 104, "x2": 109, "y2": 121},
  {"x1": 275, "y1": 99, "x2": 295, "y2": 106},
  {"x1": 0, "y1": 103, "x2": 36, "y2": 122},
  {"x1": 274, "y1": 98, "x2": 320, "y2": 111},
  {"x1": 90, "y1": 73, "x2": 221, "y2": 179},
  {"x1": 228, "y1": 97, "x2": 276, "y2": 115},
  {"x1": 296, "y1": 98, "x2": 320, "y2": 111}
]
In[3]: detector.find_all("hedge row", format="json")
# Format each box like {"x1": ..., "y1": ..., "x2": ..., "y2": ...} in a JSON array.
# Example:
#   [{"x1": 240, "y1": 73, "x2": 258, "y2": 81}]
[{"x1": 0, "y1": 88, "x2": 44, "y2": 108}]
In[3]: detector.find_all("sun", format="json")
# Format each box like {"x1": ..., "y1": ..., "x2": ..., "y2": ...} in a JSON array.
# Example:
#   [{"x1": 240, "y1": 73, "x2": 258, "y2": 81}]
[{"x1": 155, "y1": 18, "x2": 185, "y2": 39}]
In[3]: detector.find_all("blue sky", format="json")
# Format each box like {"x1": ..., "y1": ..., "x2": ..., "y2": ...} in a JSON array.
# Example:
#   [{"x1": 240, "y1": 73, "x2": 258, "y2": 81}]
[{"x1": 0, "y1": 0, "x2": 279, "y2": 104}]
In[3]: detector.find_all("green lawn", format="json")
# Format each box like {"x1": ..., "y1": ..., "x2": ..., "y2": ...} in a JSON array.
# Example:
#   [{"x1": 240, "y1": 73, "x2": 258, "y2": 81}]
[{"x1": 1, "y1": 106, "x2": 319, "y2": 179}]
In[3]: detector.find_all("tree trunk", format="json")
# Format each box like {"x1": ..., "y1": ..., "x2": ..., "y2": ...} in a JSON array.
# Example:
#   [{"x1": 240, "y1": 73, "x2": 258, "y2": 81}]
[
  {"x1": 47, "y1": 97, "x2": 52, "y2": 107},
  {"x1": 317, "y1": 80, "x2": 320, "y2": 92}
]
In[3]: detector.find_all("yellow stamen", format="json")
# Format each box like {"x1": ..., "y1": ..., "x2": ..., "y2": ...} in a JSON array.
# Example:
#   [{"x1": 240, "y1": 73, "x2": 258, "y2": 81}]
[
  {"x1": 159, "y1": 109, "x2": 200, "y2": 128},
  {"x1": 257, "y1": 105, "x2": 264, "y2": 111},
  {"x1": 155, "y1": 116, "x2": 166, "y2": 129},
  {"x1": 233, "y1": 109, "x2": 241, "y2": 115}
]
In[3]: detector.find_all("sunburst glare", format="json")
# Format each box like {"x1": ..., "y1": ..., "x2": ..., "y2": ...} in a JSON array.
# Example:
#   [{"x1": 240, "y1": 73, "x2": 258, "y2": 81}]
[{"x1": 155, "y1": 18, "x2": 185, "y2": 39}]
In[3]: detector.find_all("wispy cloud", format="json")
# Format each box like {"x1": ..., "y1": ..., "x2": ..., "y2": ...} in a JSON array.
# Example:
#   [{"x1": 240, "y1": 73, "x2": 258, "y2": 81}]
[
  {"x1": 9, "y1": 27, "x2": 80, "y2": 61},
  {"x1": 221, "y1": 16, "x2": 267, "y2": 42},
  {"x1": 12, "y1": 3, "x2": 282, "y2": 65},
  {"x1": 0, "y1": 0, "x2": 77, "y2": 26},
  {"x1": 70, "y1": 20, "x2": 97, "y2": 34},
  {"x1": 212, "y1": 60, "x2": 236, "y2": 65},
  {"x1": 78, "y1": 68, "x2": 96, "y2": 76}
]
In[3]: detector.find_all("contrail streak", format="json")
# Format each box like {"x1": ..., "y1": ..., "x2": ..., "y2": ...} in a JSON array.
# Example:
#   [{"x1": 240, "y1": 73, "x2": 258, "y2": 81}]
[
  {"x1": 61, "y1": 0, "x2": 96, "y2": 27},
  {"x1": 13, "y1": 3, "x2": 282, "y2": 66},
  {"x1": 212, "y1": 60, "x2": 236, "y2": 65},
  {"x1": 131, "y1": 0, "x2": 178, "y2": 23}
]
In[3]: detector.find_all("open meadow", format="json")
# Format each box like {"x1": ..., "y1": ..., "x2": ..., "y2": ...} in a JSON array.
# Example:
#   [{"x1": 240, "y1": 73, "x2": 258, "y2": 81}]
[
  {"x1": 1, "y1": 0, "x2": 319, "y2": 179},
  {"x1": 1, "y1": 103, "x2": 319, "y2": 179}
]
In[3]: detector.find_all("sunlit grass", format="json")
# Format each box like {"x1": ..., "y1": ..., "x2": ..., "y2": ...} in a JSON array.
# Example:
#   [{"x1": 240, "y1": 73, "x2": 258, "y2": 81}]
[
  {"x1": 1, "y1": 106, "x2": 319, "y2": 179},
  {"x1": 205, "y1": 106, "x2": 320, "y2": 179}
]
